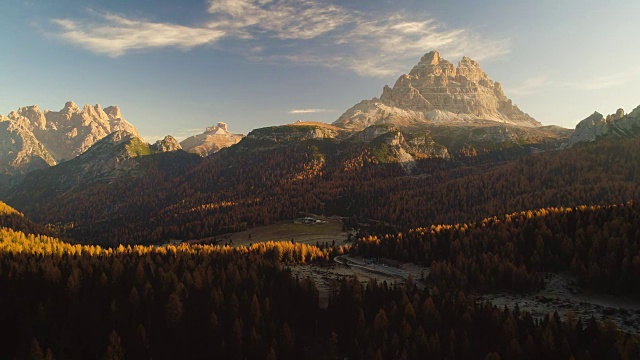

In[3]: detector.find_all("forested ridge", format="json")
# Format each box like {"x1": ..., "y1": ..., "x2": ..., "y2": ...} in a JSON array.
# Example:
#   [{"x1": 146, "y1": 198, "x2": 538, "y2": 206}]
[
  {"x1": 0, "y1": 201, "x2": 53, "y2": 237},
  {"x1": 352, "y1": 201, "x2": 640, "y2": 296},
  {"x1": 7, "y1": 135, "x2": 640, "y2": 247},
  {"x1": 1, "y1": 226, "x2": 638, "y2": 359}
]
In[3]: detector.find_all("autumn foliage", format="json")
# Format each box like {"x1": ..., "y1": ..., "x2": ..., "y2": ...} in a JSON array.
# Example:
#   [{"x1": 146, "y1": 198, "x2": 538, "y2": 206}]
[{"x1": 1, "y1": 229, "x2": 638, "y2": 359}]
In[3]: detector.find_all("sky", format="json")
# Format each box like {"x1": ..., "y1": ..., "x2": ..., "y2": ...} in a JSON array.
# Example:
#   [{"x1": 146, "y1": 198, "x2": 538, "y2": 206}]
[{"x1": 2, "y1": 0, "x2": 639, "y2": 142}]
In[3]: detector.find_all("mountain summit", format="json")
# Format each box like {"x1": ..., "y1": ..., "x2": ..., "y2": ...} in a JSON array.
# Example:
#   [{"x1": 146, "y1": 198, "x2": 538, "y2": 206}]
[
  {"x1": 180, "y1": 122, "x2": 244, "y2": 157},
  {"x1": 0, "y1": 101, "x2": 140, "y2": 176},
  {"x1": 333, "y1": 51, "x2": 540, "y2": 130},
  {"x1": 568, "y1": 106, "x2": 640, "y2": 145}
]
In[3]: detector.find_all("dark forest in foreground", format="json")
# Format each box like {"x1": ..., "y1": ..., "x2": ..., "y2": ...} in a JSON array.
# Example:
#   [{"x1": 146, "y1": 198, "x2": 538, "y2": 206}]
[{"x1": 1, "y1": 199, "x2": 639, "y2": 359}]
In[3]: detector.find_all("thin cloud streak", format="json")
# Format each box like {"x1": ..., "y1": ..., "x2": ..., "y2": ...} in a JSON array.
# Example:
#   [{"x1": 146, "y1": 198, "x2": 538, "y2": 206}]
[
  {"x1": 207, "y1": 0, "x2": 350, "y2": 40},
  {"x1": 52, "y1": 13, "x2": 225, "y2": 57},
  {"x1": 508, "y1": 68, "x2": 640, "y2": 95},
  {"x1": 289, "y1": 108, "x2": 334, "y2": 114},
  {"x1": 508, "y1": 76, "x2": 552, "y2": 95},
  {"x1": 574, "y1": 73, "x2": 631, "y2": 91},
  {"x1": 49, "y1": 1, "x2": 511, "y2": 76}
]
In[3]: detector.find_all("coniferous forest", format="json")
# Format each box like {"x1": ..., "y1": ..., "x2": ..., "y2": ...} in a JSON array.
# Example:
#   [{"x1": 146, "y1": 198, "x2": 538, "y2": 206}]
[
  {"x1": 2, "y1": 190, "x2": 640, "y2": 358},
  {"x1": 1, "y1": 227, "x2": 639, "y2": 360},
  {"x1": 3, "y1": 117, "x2": 640, "y2": 360}
]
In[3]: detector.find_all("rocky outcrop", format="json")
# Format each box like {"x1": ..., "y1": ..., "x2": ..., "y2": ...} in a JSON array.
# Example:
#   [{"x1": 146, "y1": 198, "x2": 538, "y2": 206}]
[
  {"x1": 0, "y1": 101, "x2": 140, "y2": 175},
  {"x1": 334, "y1": 51, "x2": 540, "y2": 131},
  {"x1": 404, "y1": 133, "x2": 450, "y2": 159},
  {"x1": 180, "y1": 122, "x2": 244, "y2": 157},
  {"x1": 348, "y1": 124, "x2": 450, "y2": 173},
  {"x1": 0, "y1": 121, "x2": 56, "y2": 175},
  {"x1": 568, "y1": 106, "x2": 640, "y2": 145},
  {"x1": 152, "y1": 135, "x2": 182, "y2": 152}
]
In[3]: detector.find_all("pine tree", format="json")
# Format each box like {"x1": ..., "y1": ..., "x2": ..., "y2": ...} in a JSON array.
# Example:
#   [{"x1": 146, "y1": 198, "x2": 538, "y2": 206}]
[{"x1": 104, "y1": 331, "x2": 125, "y2": 360}]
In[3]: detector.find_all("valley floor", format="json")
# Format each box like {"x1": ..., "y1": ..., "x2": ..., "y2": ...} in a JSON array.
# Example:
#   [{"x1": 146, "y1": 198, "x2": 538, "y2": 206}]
[
  {"x1": 293, "y1": 259, "x2": 640, "y2": 335},
  {"x1": 478, "y1": 273, "x2": 640, "y2": 335},
  {"x1": 187, "y1": 215, "x2": 349, "y2": 246}
]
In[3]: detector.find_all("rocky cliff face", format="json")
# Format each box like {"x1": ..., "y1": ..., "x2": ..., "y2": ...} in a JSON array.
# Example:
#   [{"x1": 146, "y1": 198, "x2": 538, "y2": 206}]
[
  {"x1": 0, "y1": 101, "x2": 140, "y2": 175},
  {"x1": 334, "y1": 51, "x2": 540, "y2": 131},
  {"x1": 180, "y1": 122, "x2": 244, "y2": 157},
  {"x1": 152, "y1": 135, "x2": 182, "y2": 152},
  {"x1": 568, "y1": 106, "x2": 640, "y2": 145},
  {"x1": 347, "y1": 124, "x2": 450, "y2": 174},
  {"x1": 0, "y1": 121, "x2": 56, "y2": 175}
]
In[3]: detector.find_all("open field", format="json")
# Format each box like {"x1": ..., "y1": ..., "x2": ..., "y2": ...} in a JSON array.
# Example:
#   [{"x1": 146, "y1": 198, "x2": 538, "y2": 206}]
[
  {"x1": 478, "y1": 273, "x2": 640, "y2": 335},
  {"x1": 290, "y1": 255, "x2": 429, "y2": 308},
  {"x1": 187, "y1": 215, "x2": 350, "y2": 247}
]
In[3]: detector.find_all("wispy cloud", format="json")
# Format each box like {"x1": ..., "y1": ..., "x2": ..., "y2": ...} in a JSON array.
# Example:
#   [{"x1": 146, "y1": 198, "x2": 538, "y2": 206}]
[
  {"x1": 48, "y1": 1, "x2": 510, "y2": 76},
  {"x1": 207, "y1": 0, "x2": 350, "y2": 40},
  {"x1": 572, "y1": 73, "x2": 632, "y2": 91},
  {"x1": 288, "y1": 108, "x2": 334, "y2": 114},
  {"x1": 508, "y1": 68, "x2": 640, "y2": 96},
  {"x1": 334, "y1": 14, "x2": 509, "y2": 76},
  {"x1": 52, "y1": 13, "x2": 225, "y2": 56},
  {"x1": 508, "y1": 76, "x2": 553, "y2": 95}
]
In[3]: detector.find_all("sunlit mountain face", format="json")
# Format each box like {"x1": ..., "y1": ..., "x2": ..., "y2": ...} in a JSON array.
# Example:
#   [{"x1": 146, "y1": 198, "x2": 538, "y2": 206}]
[{"x1": 1, "y1": 1, "x2": 640, "y2": 359}]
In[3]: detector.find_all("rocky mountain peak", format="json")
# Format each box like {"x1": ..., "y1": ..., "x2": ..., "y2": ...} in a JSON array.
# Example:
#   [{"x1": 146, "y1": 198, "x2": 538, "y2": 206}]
[
  {"x1": 569, "y1": 106, "x2": 640, "y2": 145},
  {"x1": 64, "y1": 101, "x2": 79, "y2": 110},
  {"x1": 0, "y1": 101, "x2": 141, "y2": 174},
  {"x1": 104, "y1": 106, "x2": 122, "y2": 120},
  {"x1": 456, "y1": 56, "x2": 489, "y2": 83},
  {"x1": 419, "y1": 50, "x2": 442, "y2": 65},
  {"x1": 181, "y1": 122, "x2": 244, "y2": 157},
  {"x1": 13, "y1": 105, "x2": 47, "y2": 130},
  {"x1": 152, "y1": 135, "x2": 182, "y2": 152},
  {"x1": 55, "y1": 101, "x2": 80, "y2": 119},
  {"x1": 205, "y1": 122, "x2": 230, "y2": 134},
  {"x1": 409, "y1": 50, "x2": 456, "y2": 79},
  {"x1": 606, "y1": 108, "x2": 625, "y2": 122},
  {"x1": 588, "y1": 111, "x2": 604, "y2": 122},
  {"x1": 334, "y1": 50, "x2": 540, "y2": 131}
]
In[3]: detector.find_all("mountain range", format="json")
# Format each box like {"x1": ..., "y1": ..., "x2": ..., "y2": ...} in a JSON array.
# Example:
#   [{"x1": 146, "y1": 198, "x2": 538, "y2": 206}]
[
  {"x1": 3, "y1": 51, "x2": 630, "y2": 182},
  {"x1": 0, "y1": 101, "x2": 138, "y2": 175},
  {"x1": 2, "y1": 50, "x2": 640, "y2": 245}
]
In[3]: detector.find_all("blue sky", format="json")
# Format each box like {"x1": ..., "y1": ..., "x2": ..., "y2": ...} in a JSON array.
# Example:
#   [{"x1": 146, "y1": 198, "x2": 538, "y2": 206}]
[{"x1": 2, "y1": 0, "x2": 639, "y2": 141}]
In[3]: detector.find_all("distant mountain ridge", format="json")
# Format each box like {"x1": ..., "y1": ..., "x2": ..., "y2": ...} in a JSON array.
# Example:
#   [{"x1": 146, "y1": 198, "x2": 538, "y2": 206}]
[
  {"x1": 180, "y1": 122, "x2": 244, "y2": 157},
  {"x1": 569, "y1": 106, "x2": 640, "y2": 145},
  {"x1": 334, "y1": 51, "x2": 540, "y2": 131},
  {"x1": 8, "y1": 130, "x2": 197, "y2": 209},
  {"x1": 0, "y1": 101, "x2": 139, "y2": 175}
]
